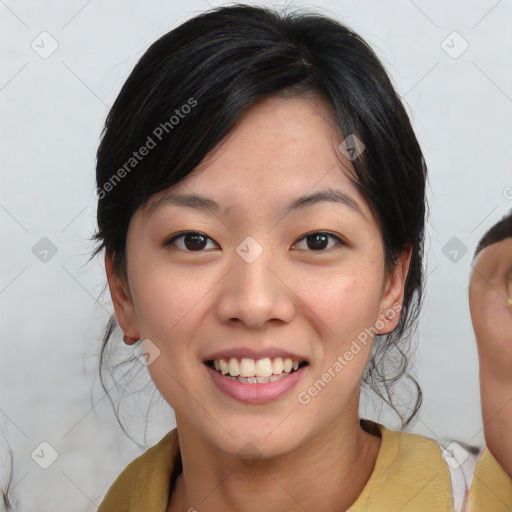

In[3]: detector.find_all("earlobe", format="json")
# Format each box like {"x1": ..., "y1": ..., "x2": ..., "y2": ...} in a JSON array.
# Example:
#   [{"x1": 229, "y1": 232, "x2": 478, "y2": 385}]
[
  {"x1": 104, "y1": 250, "x2": 140, "y2": 343},
  {"x1": 376, "y1": 244, "x2": 412, "y2": 335}
]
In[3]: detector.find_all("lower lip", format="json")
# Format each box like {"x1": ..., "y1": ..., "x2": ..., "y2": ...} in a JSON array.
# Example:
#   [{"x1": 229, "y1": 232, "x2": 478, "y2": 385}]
[{"x1": 205, "y1": 364, "x2": 307, "y2": 404}]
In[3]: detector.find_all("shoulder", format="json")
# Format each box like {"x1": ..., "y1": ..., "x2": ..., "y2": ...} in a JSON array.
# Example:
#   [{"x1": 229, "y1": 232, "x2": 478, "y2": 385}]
[
  {"x1": 372, "y1": 422, "x2": 453, "y2": 476},
  {"x1": 350, "y1": 421, "x2": 457, "y2": 512},
  {"x1": 97, "y1": 428, "x2": 180, "y2": 512},
  {"x1": 465, "y1": 446, "x2": 512, "y2": 512}
]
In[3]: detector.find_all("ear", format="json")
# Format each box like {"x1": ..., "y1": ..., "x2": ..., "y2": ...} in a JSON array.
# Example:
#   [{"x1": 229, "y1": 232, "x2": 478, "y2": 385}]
[
  {"x1": 105, "y1": 250, "x2": 140, "y2": 344},
  {"x1": 375, "y1": 244, "x2": 412, "y2": 335}
]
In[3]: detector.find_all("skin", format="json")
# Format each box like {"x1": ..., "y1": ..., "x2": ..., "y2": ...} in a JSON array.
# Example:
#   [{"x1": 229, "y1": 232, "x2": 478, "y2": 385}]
[
  {"x1": 469, "y1": 236, "x2": 512, "y2": 477},
  {"x1": 105, "y1": 94, "x2": 412, "y2": 512}
]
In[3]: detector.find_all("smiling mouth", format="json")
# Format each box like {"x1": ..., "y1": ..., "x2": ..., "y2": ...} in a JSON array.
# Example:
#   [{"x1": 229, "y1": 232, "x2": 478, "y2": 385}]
[{"x1": 204, "y1": 357, "x2": 309, "y2": 384}]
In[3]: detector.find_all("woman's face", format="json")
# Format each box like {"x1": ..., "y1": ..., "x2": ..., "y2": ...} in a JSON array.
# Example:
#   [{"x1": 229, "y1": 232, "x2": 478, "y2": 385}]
[{"x1": 106, "y1": 94, "x2": 411, "y2": 458}]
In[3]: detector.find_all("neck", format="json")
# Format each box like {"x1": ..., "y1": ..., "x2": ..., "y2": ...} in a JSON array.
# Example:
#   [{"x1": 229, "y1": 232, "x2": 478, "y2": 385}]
[{"x1": 168, "y1": 413, "x2": 381, "y2": 512}]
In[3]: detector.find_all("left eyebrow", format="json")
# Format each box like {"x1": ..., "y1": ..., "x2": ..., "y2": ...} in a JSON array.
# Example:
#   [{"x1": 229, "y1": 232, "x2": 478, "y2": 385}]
[
  {"x1": 147, "y1": 186, "x2": 366, "y2": 220},
  {"x1": 283, "y1": 187, "x2": 366, "y2": 219}
]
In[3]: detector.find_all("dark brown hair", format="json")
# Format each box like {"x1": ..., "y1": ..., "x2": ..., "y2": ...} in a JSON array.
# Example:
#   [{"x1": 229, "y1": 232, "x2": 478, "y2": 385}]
[{"x1": 472, "y1": 208, "x2": 512, "y2": 261}]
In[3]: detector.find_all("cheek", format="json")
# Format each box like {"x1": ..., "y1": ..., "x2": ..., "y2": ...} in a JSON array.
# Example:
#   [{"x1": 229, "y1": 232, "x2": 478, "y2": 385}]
[
  {"x1": 297, "y1": 275, "x2": 381, "y2": 411},
  {"x1": 128, "y1": 252, "x2": 212, "y2": 343},
  {"x1": 471, "y1": 290, "x2": 506, "y2": 340},
  {"x1": 133, "y1": 261, "x2": 213, "y2": 408},
  {"x1": 469, "y1": 273, "x2": 497, "y2": 339},
  {"x1": 304, "y1": 270, "x2": 382, "y2": 345}
]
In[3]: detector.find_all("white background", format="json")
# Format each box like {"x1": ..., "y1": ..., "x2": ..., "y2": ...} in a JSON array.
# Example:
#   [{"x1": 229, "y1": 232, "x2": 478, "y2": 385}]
[{"x1": 1, "y1": 0, "x2": 511, "y2": 509}]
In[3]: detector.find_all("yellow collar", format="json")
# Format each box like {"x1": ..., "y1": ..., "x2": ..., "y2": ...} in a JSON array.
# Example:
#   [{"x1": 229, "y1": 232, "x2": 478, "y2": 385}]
[{"x1": 98, "y1": 420, "x2": 456, "y2": 511}]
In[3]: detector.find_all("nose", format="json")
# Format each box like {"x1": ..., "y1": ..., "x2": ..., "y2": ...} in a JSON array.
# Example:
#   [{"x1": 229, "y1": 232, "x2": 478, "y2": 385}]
[{"x1": 216, "y1": 247, "x2": 296, "y2": 329}]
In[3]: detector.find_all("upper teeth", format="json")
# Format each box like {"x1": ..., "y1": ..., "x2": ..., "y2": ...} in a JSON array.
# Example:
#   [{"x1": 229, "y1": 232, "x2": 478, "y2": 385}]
[{"x1": 213, "y1": 357, "x2": 301, "y2": 377}]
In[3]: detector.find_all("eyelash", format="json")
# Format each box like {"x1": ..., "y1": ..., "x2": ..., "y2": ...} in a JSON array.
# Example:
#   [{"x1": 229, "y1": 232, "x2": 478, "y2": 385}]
[{"x1": 164, "y1": 230, "x2": 346, "y2": 253}]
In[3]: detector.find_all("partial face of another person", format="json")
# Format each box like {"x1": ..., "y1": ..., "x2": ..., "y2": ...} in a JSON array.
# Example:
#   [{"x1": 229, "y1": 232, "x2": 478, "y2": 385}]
[
  {"x1": 106, "y1": 94, "x2": 410, "y2": 458},
  {"x1": 470, "y1": 237, "x2": 512, "y2": 361}
]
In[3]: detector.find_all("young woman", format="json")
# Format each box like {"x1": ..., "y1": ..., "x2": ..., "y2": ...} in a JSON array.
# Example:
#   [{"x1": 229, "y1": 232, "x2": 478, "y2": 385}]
[{"x1": 90, "y1": 4, "x2": 511, "y2": 511}]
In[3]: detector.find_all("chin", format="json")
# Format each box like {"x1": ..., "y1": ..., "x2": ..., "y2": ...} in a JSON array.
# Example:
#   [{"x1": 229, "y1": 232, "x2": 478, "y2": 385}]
[{"x1": 202, "y1": 416, "x2": 308, "y2": 463}]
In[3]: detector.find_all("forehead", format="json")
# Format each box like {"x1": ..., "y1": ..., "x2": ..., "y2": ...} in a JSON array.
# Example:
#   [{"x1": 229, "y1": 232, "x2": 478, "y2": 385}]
[
  {"x1": 472, "y1": 237, "x2": 512, "y2": 276},
  {"x1": 144, "y1": 95, "x2": 375, "y2": 223}
]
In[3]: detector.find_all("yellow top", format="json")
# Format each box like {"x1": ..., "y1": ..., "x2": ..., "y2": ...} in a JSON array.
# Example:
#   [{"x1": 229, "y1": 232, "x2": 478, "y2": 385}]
[
  {"x1": 464, "y1": 447, "x2": 512, "y2": 511},
  {"x1": 97, "y1": 420, "x2": 512, "y2": 511}
]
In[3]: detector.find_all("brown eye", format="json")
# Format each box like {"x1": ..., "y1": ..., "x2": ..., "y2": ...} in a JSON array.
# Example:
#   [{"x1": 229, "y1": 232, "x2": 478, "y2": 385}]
[
  {"x1": 293, "y1": 231, "x2": 345, "y2": 251},
  {"x1": 164, "y1": 231, "x2": 219, "y2": 252}
]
